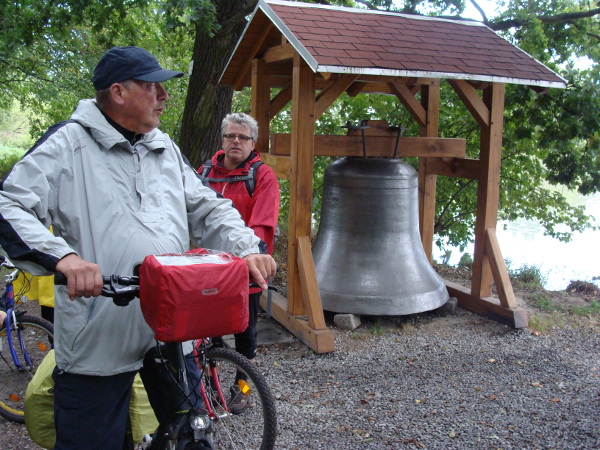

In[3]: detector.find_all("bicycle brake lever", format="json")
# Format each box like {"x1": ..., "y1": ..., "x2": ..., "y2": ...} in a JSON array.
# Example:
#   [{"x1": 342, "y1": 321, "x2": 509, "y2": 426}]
[{"x1": 102, "y1": 275, "x2": 139, "y2": 307}]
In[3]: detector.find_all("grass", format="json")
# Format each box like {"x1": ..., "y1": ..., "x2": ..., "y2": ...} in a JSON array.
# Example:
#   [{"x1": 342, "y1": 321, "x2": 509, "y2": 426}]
[
  {"x1": 528, "y1": 312, "x2": 568, "y2": 332},
  {"x1": 370, "y1": 319, "x2": 385, "y2": 336},
  {"x1": 572, "y1": 300, "x2": 600, "y2": 316},
  {"x1": 532, "y1": 292, "x2": 564, "y2": 313}
]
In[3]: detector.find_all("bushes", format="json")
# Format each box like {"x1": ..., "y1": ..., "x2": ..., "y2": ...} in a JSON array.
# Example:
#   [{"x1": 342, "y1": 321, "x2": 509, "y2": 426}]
[
  {"x1": 508, "y1": 264, "x2": 547, "y2": 288},
  {"x1": 0, "y1": 149, "x2": 23, "y2": 179}
]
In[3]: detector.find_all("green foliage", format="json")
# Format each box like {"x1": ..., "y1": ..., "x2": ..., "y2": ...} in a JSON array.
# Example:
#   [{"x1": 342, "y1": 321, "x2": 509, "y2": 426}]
[
  {"x1": 1, "y1": 1, "x2": 191, "y2": 141},
  {"x1": 162, "y1": 0, "x2": 219, "y2": 37},
  {"x1": 0, "y1": 102, "x2": 35, "y2": 150},
  {"x1": 457, "y1": 253, "x2": 473, "y2": 268},
  {"x1": 0, "y1": 151, "x2": 24, "y2": 179},
  {"x1": 1, "y1": 0, "x2": 598, "y2": 252},
  {"x1": 509, "y1": 264, "x2": 547, "y2": 287}
]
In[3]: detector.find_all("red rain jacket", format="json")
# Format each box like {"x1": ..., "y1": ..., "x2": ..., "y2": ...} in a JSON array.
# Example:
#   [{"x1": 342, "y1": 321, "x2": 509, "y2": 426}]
[{"x1": 199, "y1": 149, "x2": 280, "y2": 258}]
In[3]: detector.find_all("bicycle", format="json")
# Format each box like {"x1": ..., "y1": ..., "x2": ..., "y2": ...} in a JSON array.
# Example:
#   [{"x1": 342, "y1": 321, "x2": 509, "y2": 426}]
[
  {"x1": 0, "y1": 256, "x2": 54, "y2": 423},
  {"x1": 78, "y1": 271, "x2": 278, "y2": 450}
]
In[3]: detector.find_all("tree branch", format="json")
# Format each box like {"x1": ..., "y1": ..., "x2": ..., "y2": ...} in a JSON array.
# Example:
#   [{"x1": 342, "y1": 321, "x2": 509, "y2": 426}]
[
  {"x1": 0, "y1": 58, "x2": 52, "y2": 82},
  {"x1": 354, "y1": 0, "x2": 379, "y2": 10},
  {"x1": 468, "y1": 0, "x2": 488, "y2": 23},
  {"x1": 489, "y1": 7, "x2": 600, "y2": 31},
  {"x1": 218, "y1": 2, "x2": 258, "y2": 33},
  {"x1": 588, "y1": 32, "x2": 600, "y2": 42}
]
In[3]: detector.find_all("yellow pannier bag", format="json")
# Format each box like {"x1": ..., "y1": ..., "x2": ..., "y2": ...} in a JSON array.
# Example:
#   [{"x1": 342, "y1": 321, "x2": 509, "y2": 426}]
[
  {"x1": 24, "y1": 350, "x2": 56, "y2": 449},
  {"x1": 24, "y1": 351, "x2": 159, "y2": 448},
  {"x1": 129, "y1": 373, "x2": 160, "y2": 444}
]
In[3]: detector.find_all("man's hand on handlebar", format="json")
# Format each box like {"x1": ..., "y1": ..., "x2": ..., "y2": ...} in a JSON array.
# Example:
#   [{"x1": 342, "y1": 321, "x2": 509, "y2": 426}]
[
  {"x1": 242, "y1": 253, "x2": 277, "y2": 291},
  {"x1": 56, "y1": 254, "x2": 104, "y2": 300}
]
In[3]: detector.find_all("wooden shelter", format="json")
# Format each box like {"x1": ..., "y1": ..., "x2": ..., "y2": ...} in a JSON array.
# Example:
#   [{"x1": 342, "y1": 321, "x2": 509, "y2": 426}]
[{"x1": 219, "y1": 0, "x2": 567, "y2": 353}]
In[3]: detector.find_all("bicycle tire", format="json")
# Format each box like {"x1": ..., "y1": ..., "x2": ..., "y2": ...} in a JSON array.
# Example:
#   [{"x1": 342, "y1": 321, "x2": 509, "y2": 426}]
[
  {"x1": 0, "y1": 314, "x2": 54, "y2": 423},
  {"x1": 201, "y1": 347, "x2": 277, "y2": 450}
]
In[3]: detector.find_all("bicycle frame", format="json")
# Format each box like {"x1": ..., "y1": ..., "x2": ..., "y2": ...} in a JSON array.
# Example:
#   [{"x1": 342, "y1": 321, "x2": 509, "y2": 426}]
[
  {"x1": 1, "y1": 266, "x2": 33, "y2": 371},
  {"x1": 193, "y1": 341, "x2": 229, "y2": 421}
]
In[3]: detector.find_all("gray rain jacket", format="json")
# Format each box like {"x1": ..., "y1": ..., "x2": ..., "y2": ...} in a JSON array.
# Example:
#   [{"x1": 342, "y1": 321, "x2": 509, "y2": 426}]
[{"x1": 0, "y1": 99, "x2": 262, "y2": 375}]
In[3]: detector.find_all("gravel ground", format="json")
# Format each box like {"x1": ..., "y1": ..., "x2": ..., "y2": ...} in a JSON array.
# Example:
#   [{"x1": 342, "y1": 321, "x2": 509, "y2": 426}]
[
  {"x1": 253, "y1": 309, "x2": 599, "y2": 449},
  {"x1": 2, "y1": 306, "x2": 599, "y2": 449}
]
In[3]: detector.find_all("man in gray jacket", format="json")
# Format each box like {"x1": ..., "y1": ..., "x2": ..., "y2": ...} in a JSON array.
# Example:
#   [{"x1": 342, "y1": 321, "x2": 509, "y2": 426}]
[{"x1": 0, "y1": 46, "x2": 276, "y2": 449}]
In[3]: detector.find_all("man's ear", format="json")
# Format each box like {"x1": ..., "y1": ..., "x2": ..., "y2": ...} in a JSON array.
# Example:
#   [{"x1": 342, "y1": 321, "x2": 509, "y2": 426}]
[{"x1": 109, "y1": 83, "x2": 127, "y2": 106}]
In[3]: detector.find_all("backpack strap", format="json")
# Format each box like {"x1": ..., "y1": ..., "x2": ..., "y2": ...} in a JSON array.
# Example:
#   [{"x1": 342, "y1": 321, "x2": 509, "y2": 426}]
[
  {"x1": 199, "y1": 160, "x2": 212, "y2": 178},
  {"x1": 244, "y1": 161, "x2": 264, "y2": 198},
  {"x1": 199, "y1": 160, "x2": 264, "y2": 198}
]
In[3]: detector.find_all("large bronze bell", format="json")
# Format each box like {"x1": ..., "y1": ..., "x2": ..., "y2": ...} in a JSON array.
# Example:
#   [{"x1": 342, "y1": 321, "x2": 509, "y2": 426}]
[{"x1": 312, "y1": 157, "x2": 449, "y2": 315}]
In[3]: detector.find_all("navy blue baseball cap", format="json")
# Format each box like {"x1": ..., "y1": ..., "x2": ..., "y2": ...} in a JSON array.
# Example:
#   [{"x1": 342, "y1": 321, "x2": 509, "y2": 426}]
[{"x1": 92, "y1": 46, "x2": 184, "y2": 91}]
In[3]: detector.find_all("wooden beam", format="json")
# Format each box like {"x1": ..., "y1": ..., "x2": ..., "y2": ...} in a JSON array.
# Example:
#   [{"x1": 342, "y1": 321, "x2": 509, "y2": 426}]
[
  {"x1": 233, "y1": 23, "x2": 274, "y2": 91},
  {"x1": 270, "y1": 134, "x2": 466, "y2": 158},
  {"x1": 471, "y1": 83, "x2": 506, "y2": 298},
  {"x1": 485, "y1": 228, "x2": 517, "y2": 308},
  {"x1": 251, "y1": 59, "x2": 270, "y2": 153},
  {"x1": 445, "y1": 280, "x2": 528, "y2": 328},
  {"x1": 346, "y1": 81, "x2": 368, "y2": 97},
  {"x1": 287, "y1": 54, "x2": 315, "y2": 316},
  {"x1": 427, "y1": 157, "x2": 481, "y2": 179},
  {"x1": 297, "y1": 236, "x2": 327, "y2": 330},
  {"x1": 418, "y1": 81, "x2": 441, "y2": 261},
  {"x1": 263, "y1": 154, "x2": 292, "y2": 180},
  {"x1": 262, "y1": 43, "x2": 295, "y2": 64},
  {"x1": 345, "y1": 119, "x2": 398, "y2": 136},
  {"x1": 259, "y1": 291, "x2": 334, "y2": 353},
  {"x1": 388, "y1": 80, "x2": 427, "y2": 127},
  {"x1": 269, "y1": 83, "x2": 293, "y2": 120},
  {"x1": 448, "y1": 79, "x2": 490, "y2": 128},
  {"x1": 314, "y1": 74, "x2": 360, "y2": 119}
]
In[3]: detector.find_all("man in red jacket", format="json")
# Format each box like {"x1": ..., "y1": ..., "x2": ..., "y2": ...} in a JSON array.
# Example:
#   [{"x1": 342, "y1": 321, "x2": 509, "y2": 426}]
[{"x1": 199, "y1": 112, "x2": 280, "y2": 413}]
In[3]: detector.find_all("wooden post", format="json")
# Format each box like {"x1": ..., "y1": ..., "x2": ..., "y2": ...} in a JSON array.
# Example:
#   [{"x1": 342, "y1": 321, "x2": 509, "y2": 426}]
[
  {"x1": 250, "y1": 59, "x2": 270, "y2": 153},
  {"x1": 287, "y1": 54, "x2": 316, "y2": 316},
  {"x1": 471, "y1": 83, "x2": 505, "y2": 297},
  {"x1": 418, "y1": 80, "x2": 440, "y2": 261}
]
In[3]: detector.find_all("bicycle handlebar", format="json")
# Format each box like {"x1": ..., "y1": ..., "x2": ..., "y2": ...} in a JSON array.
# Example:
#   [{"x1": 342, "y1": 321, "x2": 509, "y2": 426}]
[{"x1": 54, "y1": 271, "x2": 276, "y2": 307}]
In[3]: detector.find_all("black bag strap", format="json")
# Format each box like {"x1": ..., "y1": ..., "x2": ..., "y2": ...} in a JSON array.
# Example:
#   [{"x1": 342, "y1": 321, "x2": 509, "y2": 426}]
[{"x1": 199, "y1": 160, "x2": 264, "y2": 198}]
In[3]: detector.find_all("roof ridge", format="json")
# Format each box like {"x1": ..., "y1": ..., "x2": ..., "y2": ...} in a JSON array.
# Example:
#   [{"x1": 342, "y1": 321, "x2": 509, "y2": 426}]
[{"x1": 264, "y1": 0, "x2": 488, "y2": 28}]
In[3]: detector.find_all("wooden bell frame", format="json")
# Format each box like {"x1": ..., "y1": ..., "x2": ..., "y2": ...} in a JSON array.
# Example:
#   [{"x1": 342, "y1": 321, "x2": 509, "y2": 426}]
[{"x1": 234, "y1": 38, "x2": 527, "y2": 353}]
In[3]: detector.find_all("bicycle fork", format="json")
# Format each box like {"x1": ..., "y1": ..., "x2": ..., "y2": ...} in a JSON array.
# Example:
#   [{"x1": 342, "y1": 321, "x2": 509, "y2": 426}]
[{"x1": 2, "y1": 288, "x2": 33, "y2": 372}]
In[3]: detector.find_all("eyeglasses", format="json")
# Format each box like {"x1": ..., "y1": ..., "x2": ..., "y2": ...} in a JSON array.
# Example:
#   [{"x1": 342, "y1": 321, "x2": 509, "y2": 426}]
[{"x1": 223, "y1": 133, "x2": 253, "y2": 143}]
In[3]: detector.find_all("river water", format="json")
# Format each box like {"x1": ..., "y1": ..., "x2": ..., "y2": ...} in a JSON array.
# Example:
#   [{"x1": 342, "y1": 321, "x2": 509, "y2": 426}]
[{"x1": 434, "y1": 192, "x2": 600, "y2": 291}]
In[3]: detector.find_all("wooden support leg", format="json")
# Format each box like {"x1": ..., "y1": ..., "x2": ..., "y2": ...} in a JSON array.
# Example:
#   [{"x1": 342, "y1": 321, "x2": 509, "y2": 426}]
[
  {"x1": 447, "y1": 227, "x2": 528, "y2": 329},
  {"x1": 260, "y1": 236, "x2": 334, "y2": 353}
]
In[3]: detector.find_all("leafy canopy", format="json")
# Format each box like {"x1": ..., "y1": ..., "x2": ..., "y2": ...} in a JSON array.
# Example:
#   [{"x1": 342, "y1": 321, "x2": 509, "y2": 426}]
[{"x1": 0, "y1": 0, "x2": 597, "y2": 250}]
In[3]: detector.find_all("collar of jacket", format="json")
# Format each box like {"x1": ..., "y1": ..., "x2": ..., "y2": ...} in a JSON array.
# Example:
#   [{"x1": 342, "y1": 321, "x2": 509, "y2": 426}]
[
  {"x1": 213, "y1": 150, "x2": 260, "y2": 176},
  {"x1": 71, "y1": 99, "x2": 168, "y2": 154}
]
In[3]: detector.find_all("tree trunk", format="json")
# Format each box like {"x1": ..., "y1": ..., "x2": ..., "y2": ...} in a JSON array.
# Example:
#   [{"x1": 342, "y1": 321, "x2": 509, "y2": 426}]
[{"x1": 178, "y1": 0, "x2": 257, "y2": 168}]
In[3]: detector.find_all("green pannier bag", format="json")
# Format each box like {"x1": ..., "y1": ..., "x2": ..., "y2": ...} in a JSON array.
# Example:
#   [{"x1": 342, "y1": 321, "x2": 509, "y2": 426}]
[{"x1": 24, "y1": 350, "x2": 159, "y2": 448}]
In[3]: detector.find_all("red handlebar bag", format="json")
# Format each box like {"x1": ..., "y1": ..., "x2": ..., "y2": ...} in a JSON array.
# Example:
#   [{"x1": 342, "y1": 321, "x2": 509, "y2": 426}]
[{"x1": 139, "y1": 248, "x2": 249, "y2": 342}]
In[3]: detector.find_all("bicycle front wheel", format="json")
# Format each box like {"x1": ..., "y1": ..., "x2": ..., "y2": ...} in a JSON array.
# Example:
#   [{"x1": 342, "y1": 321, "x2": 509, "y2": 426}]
[
  {"x1": 203, "y1": 347, "x2": 277, "y2": 450},
  {"x1": 0, "y1": 314, "x2": 54, "y2": 423}
]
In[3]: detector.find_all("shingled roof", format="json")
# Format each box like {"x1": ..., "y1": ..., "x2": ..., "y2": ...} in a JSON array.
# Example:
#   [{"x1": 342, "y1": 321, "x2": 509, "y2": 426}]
[{"x1": 220, "y1": 0, "x2": 566, "y2": 89}]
